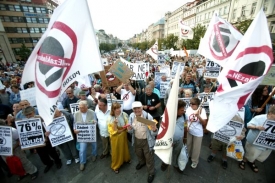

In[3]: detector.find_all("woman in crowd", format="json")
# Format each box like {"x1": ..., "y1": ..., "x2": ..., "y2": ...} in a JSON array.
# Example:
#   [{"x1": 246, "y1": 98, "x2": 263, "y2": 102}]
[
  {"x1": 186, "y1": 97, "x2": 207, "y2": 169},
  {"x1": 6, "y1": 103, "x2": 21, "y2": 128},
  {"x1": 88, "y1": 87, "x2": 100, "y2": 104},
  {"x1": 107, "y1": 102, "x2": 130, "y2": 174},
  {"x1": 184, "y1": 89, "x2": 193, "y2": 98}
]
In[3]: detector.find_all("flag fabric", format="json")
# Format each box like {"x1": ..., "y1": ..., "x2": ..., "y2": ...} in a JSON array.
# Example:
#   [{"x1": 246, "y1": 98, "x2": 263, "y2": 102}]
[
  {"x1": 21, "y1": 0, "x2": 103, "y2": 126},
  {"x1": 154, "y1": 66, "x2": 180, "y2": 165},
  {"x1": 179, "y1": 21, "x2": 194, "y2": 40},
  {"x1": 0, "y1": 80, "x2": 4, "y2": 90},
  {"x1": 207, "y1": 10, "x2": 273, "y2": 132},
  {"x1": 197, "y1": 13, "x2": 243, "y2": 67},
  {"x1": 146, "y1": 41, "x2": 158, "y2": 61}
]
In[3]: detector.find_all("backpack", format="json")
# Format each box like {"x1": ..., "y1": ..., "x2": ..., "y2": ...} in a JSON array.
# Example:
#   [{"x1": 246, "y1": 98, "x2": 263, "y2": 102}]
[{"x1": 6, "y1": 156, "x2": 26, "y2": 176}]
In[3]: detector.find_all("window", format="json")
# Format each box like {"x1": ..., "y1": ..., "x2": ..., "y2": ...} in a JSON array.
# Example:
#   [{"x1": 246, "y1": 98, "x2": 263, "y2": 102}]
[
  {"x1": 26, "y1": 17, "x2": 32, "y2": 23},
  {"x1": 34, "y1": 28, "x2": 40, "y2": 33},
  {"x1": 22, "y1": 28, "x2": 28, "y2": 33},
  {"x1": 12, "y1": 17, "x2": 19, "y2": 22},
  {"x1": 22, "y1": 6, "x2": 28, "y2": 12},
  {"x1": 24, "y1": 38, "x2": 32, "y2": 43},
  {"x1": 4, "y1": 16, "x2": 11, "y2": 22},
  {"x1": 224, "y1": 6, "x2": 227, "y2": 14},
  {"x1": 233, "y1": 9, "x2": 236, "y2": 19},
  {"x1": 28, "y1": 7, "x2": 34, "y2": 13},
  {"x1": 17, "y1": 28, "x2": 23, "y2": 33},
  {"x1": 41, "y1": 8, "x2": 46, "y2": 13},
  {"x1": 29, "y1": 28, "x2": 34, "y2": 33},
  {"x1": 263, "y1": 6, "x2": 268, "y2": 12},
  {"x1": 219, "y1": 8, "x2": 222, "y2": 15},
  {"x1": 241, "y1": 6, "x2": 246, "y2": 16},
  {"x1": 32, "y1": 38, "x2": 39, "y2": 43},
  {"x1": 8, "y1": 5, "x2": 15, "y2": 11},
  {"x1": 251, "y1": 2, "x2": 257, "y2": 15},
  {"x1": 14, "y1": 5, "x2": 21, "y2": 12},
  {"x1": 31, "y1": 18, "x2": 37, "y2": 23},
  {"x1": 5, "y1": 27, "x2": 16, "y2": 33},
  {"x1": 36, "y1": 7, "x2": 41, "y2": 13},
  {"x1": 0, "y1": 4, "x2": 6, "y2": 10}
]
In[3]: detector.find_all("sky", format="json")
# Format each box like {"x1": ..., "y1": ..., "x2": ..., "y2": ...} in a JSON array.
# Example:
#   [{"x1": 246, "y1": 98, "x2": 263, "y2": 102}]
[{"x1": 58, "y1": 0, "x2": 193, "y2": 40}]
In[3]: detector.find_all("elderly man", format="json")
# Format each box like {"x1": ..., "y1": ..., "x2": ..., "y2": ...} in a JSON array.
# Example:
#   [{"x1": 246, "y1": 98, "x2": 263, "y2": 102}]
[
  {"x1": 21, "y1": 106, "x2": 62, "y2": 173},
  {"x1": 116, "y1": 80, "x2": 136, "y2": 115},
  {"x1": 62, "y1": 88, "x2": 79, "y2": 113},
  {"x1": 239, "y1": 106, "x2": 275, "y2": 173},
  {"x1": 77, "y1": 91, "x2": 95, "y2": 111},
  {"x1": 127, "y1": 101, "x2": 158, "y2": 183},
  {"x1": 74, "y1": 101, "x2": 97, "y2": 171},
  {"x1": 140, "y1": 85, "x2": 161, "y2": 124},
  {"x1": 16, "y1": 100, "x2": 39, "y2": 120},
  {"x1": 95, "y1": 98, "x2": 111, "y2": 159}
]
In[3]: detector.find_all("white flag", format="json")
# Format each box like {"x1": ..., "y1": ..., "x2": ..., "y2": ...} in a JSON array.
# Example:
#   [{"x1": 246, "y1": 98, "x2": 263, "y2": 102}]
[
  {"x1": 146, "y1": 41, "x2": 158, "y2": 61},
  {"x1": 154, "y1": 66, "x2": 180, "y2": 165},
  {"x1": 179, "y1": 21, "x2": 194, "y2": 40},
  {"x1": 21, "y1": 0, "x2": 103, "y2": 125},
  {"x1": 0, "y1": 80, "x2": 4, "y2": 90},
  {"x1": 197, "y1": 13, "x2": 243, "y2": 67},
  {"x1": 207, "y1": 10, "x2": 273, "y2": 132}
]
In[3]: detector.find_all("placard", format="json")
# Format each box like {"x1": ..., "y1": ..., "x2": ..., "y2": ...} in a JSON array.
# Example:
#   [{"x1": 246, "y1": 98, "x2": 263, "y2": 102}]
[
  {"x1": 261, "y1": 64, "x2": 275, "y2": 86},
  {"x1": 159, "y1": 65, "x2": 171, "y2": 77},
  {"x1": 99, "y1": 65, "x2": 122, "y2": 87},
  {"x1": 197, "y1": 92, "x2": 214, "y2": 106},
  {"x1": 109, "y1": 60, "x2": 135, "y2": 83},
  {"x1": 253, "y1": 120, "x2": 275, "y2": 150},
  {"x1": 46, "y1": 116, "x2": 74, "y2": 147},
  {"x1": 0, "y1": 126, "x2": 13, "y2": 156},
  {"x1": 120, "y1": 58, "x2": 149, "y2": 80},
  {"x1": 179, "y1": 98, "x2": 191, "y2": 108},
  {"x1": 197, "y1": 68, "x2": 204, "y2": 77},
  {"x1": 107, "y1": 99, "x2": 123, "y2": 111},
  {"x1": 20, "y1": 88, "x2": 36, "y2": 106},
  {"x1": 154, "y1": 72, "x2": 166, "y2": 91},
  {"x1": 136, "y1": 116, "x2": 156, "y2": 126},
  {"x1": 213, "y1": 121, "x2": 244, "y2": 144},
  {"x1": 204, "y1": 60, "x2": 221, "y2": 78},
  {"x1": 160, "y1": 81, "x2": 170, "y2": 99},
  {"x1": 70, "y1": 103, "x2": 79, "y2": 115},
  {"x1": 15, "y1": 118, "x2": 45, "y2": 150},
  {"x1": 171, "y1": 61, "x2": 185, "y2": 78},
  {"x1": 158, "y1": 54, "x2": 166, "y2": 65},
  {"x1": 76, "y1": 123, "x2": 96, "y2": 143}
]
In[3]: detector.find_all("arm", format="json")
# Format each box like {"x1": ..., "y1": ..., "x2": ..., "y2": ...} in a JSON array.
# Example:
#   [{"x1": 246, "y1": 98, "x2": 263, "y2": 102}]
[
  {"x1": 116, "y1": 83, "x2": 123, "y2": 94},
  {"x1": 128, "y1": 84, "x2": 136, "y2": 95}
]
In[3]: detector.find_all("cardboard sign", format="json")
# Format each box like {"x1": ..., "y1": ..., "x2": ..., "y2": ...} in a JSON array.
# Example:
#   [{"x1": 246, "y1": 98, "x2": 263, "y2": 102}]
[
  {"x1": 109, "y1": 60, "x2": 135, "y2": 83},
  {"x1": 213, "y1": 121, "x2": 244, "y2": 144},
  {"x1": 261, "y1": 64, "x2": 275, "y2": 86},
  {"x1": 197, "y1": 92, "x2": 214, "y2": 106},
  {"x1": 120, "y1": 58, "x2": 149, "y2": 80},
  {"x1": 0, "y1": 126, "x2": 13, "y2": 156},
  {"x1": 171, "y1": 61, "x2": 185, "y2": 78},
  {"x1": 107, "y1": 99, "x2": 123, "y2": 111},
  {"x1": 179, "y1": 98, "x2": 191, "y2": 108},
  {"x1": 70, "y1": 103, "x2": 79, "y2": 115},
  {"x1": 76, "y1": 123, "x2": 96, "y2": 143},
  {"x1": 136, "y1": 116, "x2": 156, "y2": 126},
  {"x1": 204, "y1": 60, "x2": 221, "y2": 78},
  {"x1": 46, "y1": 116, "x2": 74, "y2": 147},
  {"x1": 154, "y1": 72, "x2": 166, "y2": 91},
  {"x1": 160, "y1": 81, "x2": 170, "y2": 99},
  {"x1": 100, "y1": 66, "x2": 122, "y2": 87},
  {"x1": 253, "y1": 120, "x2": 275, "y2": 150},
  {"x1": 15, "y1": 118, "x2": 45, "y2": 150},
  {"x1": 20, "y1": 88, "x2": 36, "y2": 106}
]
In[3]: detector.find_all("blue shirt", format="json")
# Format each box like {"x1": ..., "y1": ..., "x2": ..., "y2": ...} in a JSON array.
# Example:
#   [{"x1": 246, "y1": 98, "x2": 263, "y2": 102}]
[{"x1": 173, "y1": 115, "x2": 187, "y2": 142}]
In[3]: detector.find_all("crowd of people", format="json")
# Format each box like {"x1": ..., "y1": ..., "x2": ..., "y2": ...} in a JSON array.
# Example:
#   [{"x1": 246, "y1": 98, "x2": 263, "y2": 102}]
[{"x1": 0, "y1": 50, "x2": 274, "y2": 183}]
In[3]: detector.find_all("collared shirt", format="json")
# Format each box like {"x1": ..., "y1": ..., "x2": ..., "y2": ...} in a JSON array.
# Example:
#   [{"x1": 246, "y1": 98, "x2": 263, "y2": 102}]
[
  {"x1": 132, "y1": 114, "x2": 147, "y2": 139},
  {"x1": 174, "y1": 115, "x2": 187, "y2": 142},
  {"x1": 95, "y1": 109, "x2": 110, "y2": 137},
  {"x1": 81, "y1": 112, "x2": 87, "y2": 122}
]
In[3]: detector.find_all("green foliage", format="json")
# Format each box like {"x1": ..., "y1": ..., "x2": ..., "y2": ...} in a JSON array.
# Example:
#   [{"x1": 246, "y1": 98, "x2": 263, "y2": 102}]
[
  {"x1": 235, "y1": 19, "x2": 253, "y2": 34},
  {"x1": 181, "y1": 24, "x2": 207, "y2": 49},
  {"x1": 18, "y1": 43, "x2": 31, "y2": 61},
  {"x1": 118, "y1": 42, "x2": 122, "y2": 47},
  {"x1": 99, "y1": 43, "x2": 116, "y2": 52},
  {"x1": 162, "y1": 34, "x2": 178, "y2": 50}
]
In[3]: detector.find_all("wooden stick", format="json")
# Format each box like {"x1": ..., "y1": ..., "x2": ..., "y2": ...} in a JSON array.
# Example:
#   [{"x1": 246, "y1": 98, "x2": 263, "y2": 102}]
[{"x1": 260, "y1": 87, "x2": 275, "y2": 109}]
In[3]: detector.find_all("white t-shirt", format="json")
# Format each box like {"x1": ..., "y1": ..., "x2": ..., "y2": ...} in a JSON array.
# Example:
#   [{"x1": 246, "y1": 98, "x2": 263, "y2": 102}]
[
  {"x1": 186, "y1": 107, "x2": 207, "y2": 137},
  {"x1": 120, "y1": 89, "x2": 135, "y2": 110}
]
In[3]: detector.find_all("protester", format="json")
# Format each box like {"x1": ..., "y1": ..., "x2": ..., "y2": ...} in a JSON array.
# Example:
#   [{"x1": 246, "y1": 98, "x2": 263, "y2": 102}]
[
  {"x1": 73, "y1": 101, "x2": 97, "y2": 171},
  {"x1": 127, "y1": 101, "x2": 158, "y2": 183},
  {"x1": 15, "y1": 100, "x2": 39, "y2": 120},
  {"x1": 107, "y1": 102, "x2": 130, "y2": 174},
  {"x1": 62, "y1": 88, "x2": 79, "y2": 113},
  {"x1": 180, "y1": 73, "x2": 198, "y2": 96},
  {"x1": 0, "y1": 84, "x2": 11, "y2": 107},
  {"x1": 9, "y1": 85, "x2": 21, "y2": 105},
  {"x1": 77, "y1": 91, "x2": 95, "y2": 111}
]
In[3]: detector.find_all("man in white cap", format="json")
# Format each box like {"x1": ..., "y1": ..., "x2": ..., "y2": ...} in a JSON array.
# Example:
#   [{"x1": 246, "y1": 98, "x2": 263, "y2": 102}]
[{"x1": 127, "y1": 101, "x2": 158, "y2": 183}]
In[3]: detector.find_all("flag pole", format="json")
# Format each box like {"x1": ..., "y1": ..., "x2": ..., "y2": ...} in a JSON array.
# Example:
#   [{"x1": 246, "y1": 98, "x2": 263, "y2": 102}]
[{"x1": 259, "y1": 87, "x2": 275, "y2": 111}]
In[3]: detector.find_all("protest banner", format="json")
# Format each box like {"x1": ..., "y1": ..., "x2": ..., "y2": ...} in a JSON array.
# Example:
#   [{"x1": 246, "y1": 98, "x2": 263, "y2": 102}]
[
  {"x1": 100, "y1": 65, "x2": 122, "y2": 87},
  {"x1": 261, "y1": 64, "x2": 275, "y2": 86},
  {"x1": 197, "y1": 68, "x2": 204, "y2": 77},
  {"x1": 70, "y1": 103, "x2": 79, "y2": 115},
  {"x1": 158, "y1": 54, "x2": 166, "y2": 65},
  {"x1": 20, "y1": 88, "x2": 36, "y2": 106},
  {"x1": 171, "y1": 62, "x2": 185, "y2": 78},
  {"x1": 213, "y1": 121, "x2": 244, "y2": 144},
  {"x1": 107, "y1": 99, "x2": 123, "y2": 110},
  {"x1": 154, "y1": 72, "x2": 166, "y2": 91},
  {"x1": 76, "y1": 123, "x2": 96, "y2": 143},
  {"x1": 46, "y1": 116, "x2": 74, "y2": 147},
  {"x1": 109, "y1": 60, "x2": 135, "y2": 83},
  {"x1": 197, "y1": 92, "x2": 214, "y2": 106},
  {"x1": 0, "y1": 126, "x2": 13, "y2": 156},
  {"x1": 253, "y1": 120, "x2": 275, "y2": 150},
  {"x1": 159, "y1": 65, "x2": 170, "y2": 77},
  {"x1": 160, "y1": 81, "x2": 170, "y2": 99},
  {"x1": 204, "y1": 60, "x2": 221, "y2": 78},
  {"x1": 179, "y1": 98, "x2": 191, "y2": 108},
  {"x1": 15, "y1": 118, "x2": 45, "y2": 150},
  {"x1": 120, "y1": 58, "x2": 149, "y2": 80}
]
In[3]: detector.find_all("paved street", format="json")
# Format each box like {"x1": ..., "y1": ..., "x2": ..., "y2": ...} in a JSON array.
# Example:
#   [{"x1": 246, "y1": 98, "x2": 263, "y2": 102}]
[{"x1": 1, "y1": 133, "x2": 274, "y2": 183}]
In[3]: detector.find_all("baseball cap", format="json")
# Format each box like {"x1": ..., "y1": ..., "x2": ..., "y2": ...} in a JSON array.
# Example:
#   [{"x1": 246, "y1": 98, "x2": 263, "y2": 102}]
[
  {"x1": 79, "y1": 91, "x2": 86, "y2": 96},
  {"x1": 22, "y1": 106, "x2": 35, "y2": 115},
  {"x1": 132, "y1": 101, "x2": 142, "y2": 109}
]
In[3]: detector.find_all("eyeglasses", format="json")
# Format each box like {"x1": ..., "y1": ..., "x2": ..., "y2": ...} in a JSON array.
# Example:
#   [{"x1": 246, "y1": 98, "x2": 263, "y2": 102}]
[
  {"x1": 66, "y1": 93, "x2": 71, "y2": 95},
  {"x1": 190, "y1": 103, "x2": 197, "y2": 105}
]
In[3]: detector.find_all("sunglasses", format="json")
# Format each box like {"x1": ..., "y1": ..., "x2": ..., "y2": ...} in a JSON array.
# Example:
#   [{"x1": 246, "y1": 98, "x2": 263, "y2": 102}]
[
  {"x1": 190, "y1": 103, "x2": 197, "y2": 105},
  {"x1": 67, "y1": 93, "x2": 72, "y2": 94}
]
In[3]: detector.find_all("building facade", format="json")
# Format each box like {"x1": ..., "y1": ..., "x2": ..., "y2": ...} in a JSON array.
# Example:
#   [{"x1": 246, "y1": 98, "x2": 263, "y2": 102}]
[{"x1": 0, "y1": 0, "x2": 58, "y2": 60}]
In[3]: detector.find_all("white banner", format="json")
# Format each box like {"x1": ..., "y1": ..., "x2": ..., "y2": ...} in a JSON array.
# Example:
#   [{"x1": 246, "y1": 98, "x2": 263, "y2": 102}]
[
  {"x1": 0, "y1": 126, "x2": 13, "y2": 156},
  {"x1": 171, "y1": 61, "x2": 185, "y2": 78},
  {"x1": 160, "y1": 81, "x2": 170, "y2": 99},
  {"x1": 46, "y1": 116, "x2": 74, "y2": 147},
  {"x1": 197, "y1": 92, "x2": 214, "y2": 106},
  {"x1": 146, "y1": 41, "x2": 158, "y2": 61},
  {"x1": 158, "y1": 54, "x2": 166, "y2": 65},
  {"x1": 253, "y1": 120, "x2": 275, "y2": 150},
  {"x1": 15, "y1": 118, "x2": 45, "y2": 150},
  {"x1": 179, "y1": 20, "x2": 194, "y2": 40},
  {"x1": 70, "y1": 103, "x2": 79, "y2": 115},
  {"x1": 204, "y1": 60, "x2": 221, "y2": 78},
  {"x1": 159, "y1": 65, "x2": 170, "y2": 77},
  {"x1": 76, "y1": 123, "x2": 96, "y2": 143},
  {"x1": 20, "y1": 88, "x2": 36, "y2": 106}
]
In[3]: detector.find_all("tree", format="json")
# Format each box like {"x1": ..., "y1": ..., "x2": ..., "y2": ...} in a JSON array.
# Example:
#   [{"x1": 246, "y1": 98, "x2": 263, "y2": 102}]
[
  {"x1": 235, "y1": 19, "x2": 253, "y2": 34},
  {"x1": 181, "y1": 24, "x2": 207, "y2": 50},
  {"x1": 99, "y1": 43, "x2": 116, "y2": 52},
  {"x1": 163, "y1": 34, "x2": 178, "y2": 50},
  {"x1": 118, "y1": 42, "x2": 122, "y2": 47},
  {"x1": 18, "y1": 43, "x2": 31, "y2": 61}
]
